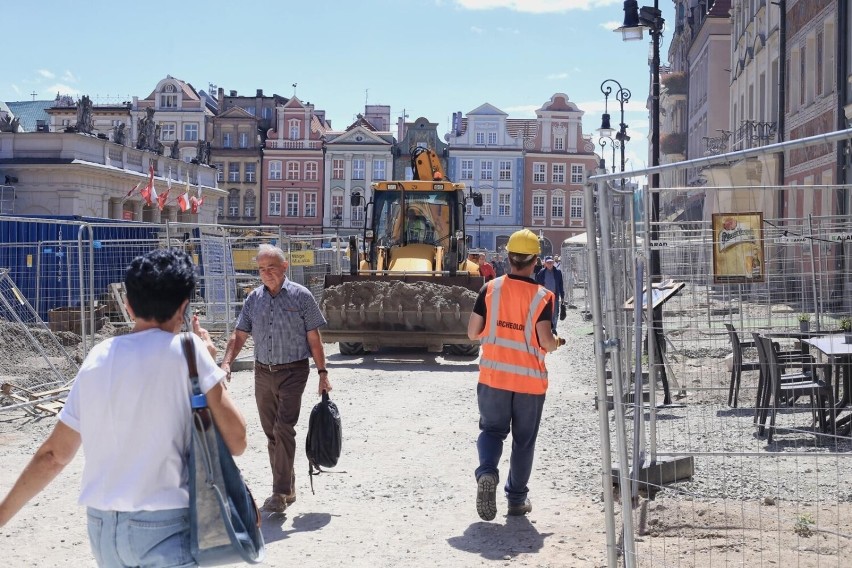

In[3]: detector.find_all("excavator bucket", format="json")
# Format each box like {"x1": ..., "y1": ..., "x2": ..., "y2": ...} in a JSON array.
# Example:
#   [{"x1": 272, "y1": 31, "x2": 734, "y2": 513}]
[{"x1": 320, "y1": 275, "x2": 484, "y2": 354}]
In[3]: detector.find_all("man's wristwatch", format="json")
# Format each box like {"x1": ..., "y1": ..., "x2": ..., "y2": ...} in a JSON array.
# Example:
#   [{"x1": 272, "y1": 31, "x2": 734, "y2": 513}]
[{"x1": 317, "y1": 369, "x2": 328, "y2": 375}]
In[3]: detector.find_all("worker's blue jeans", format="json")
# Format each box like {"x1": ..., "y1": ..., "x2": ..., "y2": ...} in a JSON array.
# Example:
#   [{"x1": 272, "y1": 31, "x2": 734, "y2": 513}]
[{"x1": 475, "y1": 382, "x2": 546, "y2": 505}]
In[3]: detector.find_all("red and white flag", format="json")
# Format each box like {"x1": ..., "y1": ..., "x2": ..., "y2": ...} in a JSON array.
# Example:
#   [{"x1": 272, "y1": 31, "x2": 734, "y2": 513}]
[
  {"x1": 191, "y1": 182, "x2": 204, "y2": 213},
  {"x1": 157, "y1": 169, "x2": 172, "y2": 211},
  {"x1": 125, "y1": 180, "x2": 143, "y2": 198},
  {"x1": 177, "y1": 172, "x2": 191, "y2": 212},
  {"x1": 140, "y1": 163, "x2": 156, "y2": 207}
]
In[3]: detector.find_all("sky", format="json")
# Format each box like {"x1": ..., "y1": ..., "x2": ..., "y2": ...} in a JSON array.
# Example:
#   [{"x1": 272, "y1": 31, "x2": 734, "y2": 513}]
[{"x1": 2, "y1": 0, "x2": 673, "y2": 174}]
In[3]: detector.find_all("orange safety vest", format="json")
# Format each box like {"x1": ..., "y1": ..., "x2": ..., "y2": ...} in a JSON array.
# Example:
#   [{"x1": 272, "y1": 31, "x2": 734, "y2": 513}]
[{"x1": 477, "y1": 275, "x2": 554, "y2": 395}]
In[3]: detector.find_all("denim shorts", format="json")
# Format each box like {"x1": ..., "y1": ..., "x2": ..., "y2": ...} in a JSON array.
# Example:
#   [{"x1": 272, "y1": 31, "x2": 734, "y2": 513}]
[{"x1": 86, "y1": 507, "x2": 196, "y2": 568}]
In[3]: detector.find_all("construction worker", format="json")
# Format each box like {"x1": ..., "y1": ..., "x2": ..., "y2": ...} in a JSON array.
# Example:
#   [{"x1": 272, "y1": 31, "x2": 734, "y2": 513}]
[
  {"x1": 406, "y1": 207, "x2": 427, "y2": 243},
  {"x1": 466, "y1": 228, "x2": 564, "y2": 520}
]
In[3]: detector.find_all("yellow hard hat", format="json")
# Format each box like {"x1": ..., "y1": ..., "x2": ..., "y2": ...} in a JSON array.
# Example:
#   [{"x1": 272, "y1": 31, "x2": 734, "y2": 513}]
[{"x1": 506, "y1": 229, "x2": 541, "y2": 255}]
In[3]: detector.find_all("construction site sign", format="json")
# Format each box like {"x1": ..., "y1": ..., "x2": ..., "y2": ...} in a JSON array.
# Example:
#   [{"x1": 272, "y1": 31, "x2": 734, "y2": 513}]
[{"x1": 289, "y1": 250, "x2": 315, "y2": 266}]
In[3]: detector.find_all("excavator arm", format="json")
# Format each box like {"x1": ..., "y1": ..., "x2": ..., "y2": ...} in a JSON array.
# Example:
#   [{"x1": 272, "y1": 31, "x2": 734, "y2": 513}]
[{"x1": 410, "y1": 147, "x2": 446, "y2": 181}]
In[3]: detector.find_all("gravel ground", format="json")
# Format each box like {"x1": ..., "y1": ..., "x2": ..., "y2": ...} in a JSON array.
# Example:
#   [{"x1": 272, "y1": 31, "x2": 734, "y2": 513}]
[{"x1": 1, "y1": 293, "x2": 851, "y2": 566}]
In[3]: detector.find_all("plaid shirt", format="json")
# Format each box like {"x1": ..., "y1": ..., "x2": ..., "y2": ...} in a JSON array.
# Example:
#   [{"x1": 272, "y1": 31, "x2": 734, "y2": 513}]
[{"x1": 235, "y1": 279, "x2": 327, "y2": 365}]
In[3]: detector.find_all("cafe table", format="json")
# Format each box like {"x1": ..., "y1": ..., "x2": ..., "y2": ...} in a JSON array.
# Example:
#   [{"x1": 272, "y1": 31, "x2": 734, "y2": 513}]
[{"x1": 802, "y1": 334, "x2": 852, "y2": 434}]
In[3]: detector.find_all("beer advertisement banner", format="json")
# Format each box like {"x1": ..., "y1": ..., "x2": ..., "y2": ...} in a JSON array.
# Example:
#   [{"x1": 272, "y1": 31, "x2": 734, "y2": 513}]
[{"x1": 712, "y1": 212, "x2": 764, "y2": 284}]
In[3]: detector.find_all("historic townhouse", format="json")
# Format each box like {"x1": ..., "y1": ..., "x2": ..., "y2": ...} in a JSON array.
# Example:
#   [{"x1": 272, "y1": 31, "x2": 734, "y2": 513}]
[
  {"x1": 446, "y1": 103, "x2": 527, "y2": 253},
  {"x1": 130, "y1": 76, "x2": 215, "y2": 163},
  {"x1": 261, "y1": 96, "x2": 329, "y2": 232},
  {"x1": 392, "y1": 116, "x2": 448, "y2": 180},
  {"x1": 45, "y1": 94, "x2": 132, "y2": 139},
  {"x1": 523, "y1": 94, "x2": 597, "y2": 256},
  {"x1": 323, "y1": 110, "x2": 394, "y2": 237}
]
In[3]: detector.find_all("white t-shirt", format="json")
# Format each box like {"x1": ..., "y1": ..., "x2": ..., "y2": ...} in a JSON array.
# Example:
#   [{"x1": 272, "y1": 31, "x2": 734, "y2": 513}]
[{"x1": 59, "y1": 329, "x2": 225, "y2": 511}]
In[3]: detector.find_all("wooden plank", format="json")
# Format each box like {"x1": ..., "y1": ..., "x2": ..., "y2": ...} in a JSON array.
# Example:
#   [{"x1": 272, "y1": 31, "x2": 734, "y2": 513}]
[{"x1": 110, "y1": 282, "x2": 132, "y2": 324}]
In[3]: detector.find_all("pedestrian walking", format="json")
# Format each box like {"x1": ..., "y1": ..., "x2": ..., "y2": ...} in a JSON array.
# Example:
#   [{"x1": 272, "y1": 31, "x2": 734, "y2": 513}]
[
  {"x1": 535, "y1": 256, "x2": 565, "y2": 334},
  {"x1": 220, "y1": 244, "x2": 332, "y2": 514},
  {"x1": 466, "y1": 228, "x2": 564, "y2": 520},
  {"x1": 478, "y1": 253, "x2": 496, "y2": 282},
  {"x1": 0, "y1": 249, "x2": 247, "y2": 567}
]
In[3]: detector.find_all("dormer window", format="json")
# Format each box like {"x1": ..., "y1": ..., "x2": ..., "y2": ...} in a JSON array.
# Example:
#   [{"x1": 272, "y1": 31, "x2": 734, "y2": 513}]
[{"x1": 160, "y1": 84, "x2": 177, "y2": 109}]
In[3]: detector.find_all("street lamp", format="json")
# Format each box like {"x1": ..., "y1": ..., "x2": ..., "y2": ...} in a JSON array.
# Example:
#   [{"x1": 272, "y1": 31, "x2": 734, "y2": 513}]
[
  {"x1": 598, "y1": 136, "x2": 622, "y2": 174},
  {"x1": 598, "y1": 79, "x2": 631, "y2": 178},
  {"x1": 475, "y1": 215, "x2": 485, "y2": 248},
  {"x1": 615, "y1": 0, "x2": 664, "y2": 281}
]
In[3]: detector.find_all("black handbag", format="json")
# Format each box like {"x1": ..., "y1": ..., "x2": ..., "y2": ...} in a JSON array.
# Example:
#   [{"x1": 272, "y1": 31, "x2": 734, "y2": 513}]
[
  {"x1": 181, "y1": 333, "x2": 265, "y2": 566},
  {"x1": 305, "y1": 390, "x2": 343, "y2": 494}
]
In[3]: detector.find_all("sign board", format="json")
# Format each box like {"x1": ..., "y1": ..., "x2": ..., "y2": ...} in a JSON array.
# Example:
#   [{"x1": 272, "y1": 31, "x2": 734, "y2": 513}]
[
  {"x1": 712, "y1": 212, "x2": 764, "y2": 284},
  {"x1": 289, "y1": 250, "x2": 315, "y2": 266},
  {"x1": 122, "y1": 210, "x2": 134, "y2": 220},
  {"x1": 775, "y1": 236, "x2": 808, "y2": 244},
  {"x1": 828, "y1": 233, "x2": 852, "y2": 242},
  {"x1": 196, "y1": 231, "x2": 236, "y2": 320}
]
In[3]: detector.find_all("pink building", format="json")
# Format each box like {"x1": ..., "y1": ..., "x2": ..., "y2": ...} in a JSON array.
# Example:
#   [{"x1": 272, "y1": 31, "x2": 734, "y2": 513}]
[{"x1": 261, "y1": 97, "x2": 329, "y2": 231}]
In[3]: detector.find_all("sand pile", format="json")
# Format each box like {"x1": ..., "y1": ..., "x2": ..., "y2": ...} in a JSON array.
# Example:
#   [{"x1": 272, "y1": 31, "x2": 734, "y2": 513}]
[{"x1": 321, "y1": 281, "x2": 477, "y2": 332}]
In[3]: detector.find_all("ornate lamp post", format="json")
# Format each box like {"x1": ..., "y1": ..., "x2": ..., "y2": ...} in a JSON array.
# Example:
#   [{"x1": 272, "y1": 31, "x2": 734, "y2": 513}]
[{"x1": 475, "y1": 215, "x2": 485, "y2": 248}]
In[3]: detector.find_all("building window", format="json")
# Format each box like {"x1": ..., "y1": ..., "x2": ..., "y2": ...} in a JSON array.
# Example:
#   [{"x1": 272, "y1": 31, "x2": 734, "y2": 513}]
[
  {"x1": 352, "y1": 159, "x2": 366, "y2": 180},
  {"x1": 480, "y1": 160, "x2": 493, "y2": 181},
  {"x1": 244, "y1": 190, "x2": 256, "y2": 217},
  {"x1": 799, "y1": 44, "x2": 806, "y2": 106},
  {"x1": 228, "y1": 162, "x2": 240, "y2": 182},
  {"x1": 288, "y1": 119, "x2": 300, "y2": 140},
  {"x1": 223, "y1": 132, "x2": 232, "y2": 148},
  {"x1": 488, "y1": 132, "x2": 497, "y2": 145},
  {"x1": 269, "y1": 160, "x2": 282, "y2": 180},
  {"x1": 286, "y1": 192, "x2": 299, "y2": 217},
  {"x1": 497, "y1": 192, "x2": 511, "y2": 217},
  {"x1": 816, "y1": 30, "x2": 823, "y2": 97},
  {"x1": 532, "y1": 193, "x2": 545, "y2": 218},
  {"x1": 570, "y1": 194, "x2": 583, "y2": 219},
  {"x1": 332, "y1": 159, "x2": 344, "y2": 179},
  {"x1": 239, "y1": 132, "x2": 249, "y2": 148},
  {"x1": 533, "y1": 163, "x2": 546, "y2": 183},
  {"x1": 475, "y1": 132, "x2": 485, "y2": 145},
  {"x1": 268, "y1": 191, "x2": 281, "y2": 216},
  {"x1": 352, "y1": 192, "x2": 364, "y2": 224},
  {"x1": 245, "y1": 163, "x2": 256, "y2": 183},
  {"x1": 570, "y1": 164, "x2": 584, "y2": 184},
  {"x1": 262, "y1": 107, "x2": 271, "y2": 119},
  {"x1": 214, "y1": 162, "x2": 224, "y2": 182},
  {"x1": 305, "y1": 161, "x2": 318, "y2": 181},
  {"x1": 287, "y1": 161, "x2": 300, "y2": 180},
  {"x1": 228, "y1": 189, "x2": 240, "y2": 216},
  {"x1": 554, "y1": 136, "x2": 564, "y2": 151},
  {"x1": 161, "y1": 123, "x2": 176, "y2": 141},
  {"x1": 372, "y1": 159, "x2": 386, "y2": 180},
  {"x1": 465, "y1": 199, "x2": 473, "y2": 216},
  {"x1": 183, "y1": 123, "x2": 198, "y2": 141},
  {"x1": 551, "y1": 193, "x2": 564, "y2": 218},
  {"x1": 460, "y1": 160, "x2": 473, "y2": 180},
  {"x1": 552, "y1": 163, "x2": 565, "y2": 184},
  {"x1": 160, "y1": 93, "x2": 177, "y2": 108},
  {"x1": 481, "y1": 192, "x2": 492, "y2": 216},
  {"x1": 304, "y1": 192, "x2": 317, "y2": 217},
  {"x1": 498, "y1": 160, "x2": 512, "y2": 181},
  {"x1": 331, "y1": 191, "x2": 344, "y2": 219},
  {"x1": 217, "y1": 197, "x2": 224, "y2": 216}
]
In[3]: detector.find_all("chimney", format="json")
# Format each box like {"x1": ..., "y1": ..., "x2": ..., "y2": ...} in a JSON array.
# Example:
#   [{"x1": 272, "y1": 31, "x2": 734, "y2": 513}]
[
  {"x1": 229, "y1": 90, "x2": 237, "y2": 97},
  {"x1": 218, "y1": 87, "x2": 224, "y2": 110},
  {"x1": 256, "y1": 89, "x2": 264, "y2": 97}
]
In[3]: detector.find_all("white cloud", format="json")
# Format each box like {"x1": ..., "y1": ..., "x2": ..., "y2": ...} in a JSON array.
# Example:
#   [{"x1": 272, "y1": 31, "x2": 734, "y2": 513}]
[
  {"x1": 11, "y1": 84, "x2": 20, "y2": 94},
  {"x1": 496, "y1": 26, "x2": 520, "y2": 34},
  {"x1": 43, "y1": 83, "x2": 80, "y2": 97},
  {"x1": 453, "y1": 0, "x2": 620, "y2": 13},
  {"x1": 600, "y1": 20, "x2": 621, "y2": 31},
  {"x1": 470, "y1": 25, "x2": 485, "y2": 33},
  {"x1": 546, "y1": 72, "x2": 569, "y2": 80},
  {"x1": 62, "y1": 70, "x2": 78, "y2": 83},
  {"x1": 37, "y1": 69, "x2": 55, "y2": 79}
]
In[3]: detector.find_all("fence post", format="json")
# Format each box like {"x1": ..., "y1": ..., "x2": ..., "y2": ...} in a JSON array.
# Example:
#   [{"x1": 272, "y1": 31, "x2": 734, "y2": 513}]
[{"x1": 585, "y1": 176, "x2": 619, "y2": 568}]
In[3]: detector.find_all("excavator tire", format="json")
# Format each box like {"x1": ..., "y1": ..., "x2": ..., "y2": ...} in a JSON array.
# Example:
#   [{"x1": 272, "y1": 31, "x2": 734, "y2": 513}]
[
  {"x1": 447, "y1": 344, "x2": 479, "y2": 357},
  {"x1": 339, "y1": 342, "x2": 366, "y2": 356}
]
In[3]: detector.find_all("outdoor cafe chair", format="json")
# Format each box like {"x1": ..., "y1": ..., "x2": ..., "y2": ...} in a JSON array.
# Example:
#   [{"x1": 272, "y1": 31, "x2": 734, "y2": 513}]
[
  {"x1": 754, "y1": 335, "x2": 833, "y2": 443},
  {"x1": 725, "y1": 323, "x2": 810, "y2": 408}
]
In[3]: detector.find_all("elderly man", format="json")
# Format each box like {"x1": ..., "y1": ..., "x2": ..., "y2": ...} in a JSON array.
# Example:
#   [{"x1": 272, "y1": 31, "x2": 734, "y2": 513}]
[
  {"x1": 535, "y1": 256, "x2": 564, "y2": 334},
  {"x1": 220, "y1": 244, "x2": 332, "y2": 513}
]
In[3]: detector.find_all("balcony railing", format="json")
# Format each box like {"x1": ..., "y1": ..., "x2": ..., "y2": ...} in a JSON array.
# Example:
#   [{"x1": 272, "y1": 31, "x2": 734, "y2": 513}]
[
  {"x1": 730, "y1": 120, "x2": 776, "y2": 151},
  {"x1": 266, "y1": 139, "x2": 321, "y2": 150}
]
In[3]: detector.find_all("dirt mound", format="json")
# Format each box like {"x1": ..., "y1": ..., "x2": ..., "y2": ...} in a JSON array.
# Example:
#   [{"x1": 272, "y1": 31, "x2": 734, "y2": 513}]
[{"x1": 321, "y1": 280, "x2": 477, "y2": 332}]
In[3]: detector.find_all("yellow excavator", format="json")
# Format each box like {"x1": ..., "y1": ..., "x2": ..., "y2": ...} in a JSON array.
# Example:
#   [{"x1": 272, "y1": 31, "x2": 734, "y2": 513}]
[{"x1": 321, "y1": 147, "x2": 484, "y2": 355}]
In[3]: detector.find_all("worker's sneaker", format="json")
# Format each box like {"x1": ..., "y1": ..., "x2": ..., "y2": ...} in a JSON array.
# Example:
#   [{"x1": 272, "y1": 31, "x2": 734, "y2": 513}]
[
  {"x1": 507, "y1": 498, "x2": 533, "y2": 516},
  {"x1": 261, "y1": 493, "x2": 288, "y2": 513},
  {"x1": 476, "y1": 473, "x2": 498, "y2": 521}
]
